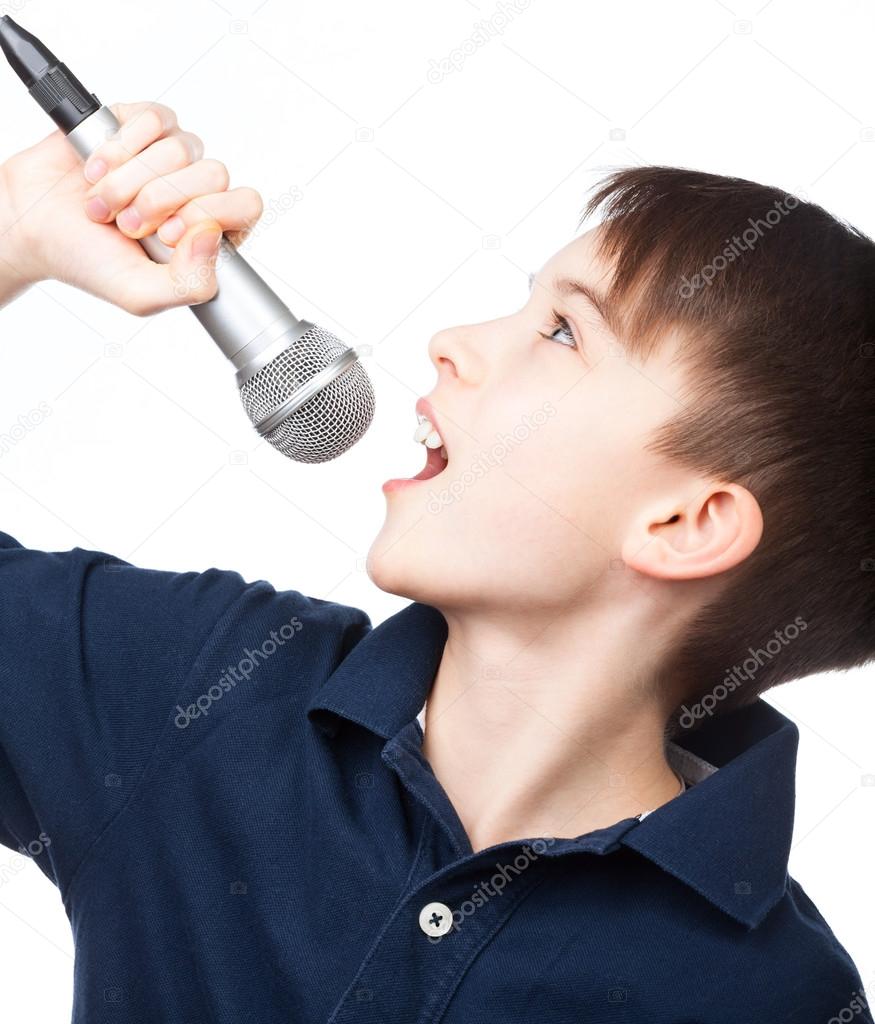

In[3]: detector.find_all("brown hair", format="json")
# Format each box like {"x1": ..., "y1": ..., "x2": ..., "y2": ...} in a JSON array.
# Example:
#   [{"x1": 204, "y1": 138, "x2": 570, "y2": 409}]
[{"x1": 580, "y1": 166, "x2": 875, "y2": 736}]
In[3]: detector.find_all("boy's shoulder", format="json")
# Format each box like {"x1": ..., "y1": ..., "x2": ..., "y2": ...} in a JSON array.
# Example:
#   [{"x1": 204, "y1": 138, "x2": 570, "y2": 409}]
[
  {"x1": 737, "y1": 873, "x2": 872, "y2": 1021},
  {"x1": 0, "y1": 527, "x2": 373, "y2": 637},
  {"x1": 0, "y1": 525, "x2": 377, "y2": 732},
  {"x1": 632, "y1": 700, "x2": 871, "y2": 1019}
]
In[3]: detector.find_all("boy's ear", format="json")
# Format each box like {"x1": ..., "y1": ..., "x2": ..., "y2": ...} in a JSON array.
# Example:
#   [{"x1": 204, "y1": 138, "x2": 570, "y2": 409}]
[{"x1": 620, "y1": 482, "x2": 763, "y2": 581}]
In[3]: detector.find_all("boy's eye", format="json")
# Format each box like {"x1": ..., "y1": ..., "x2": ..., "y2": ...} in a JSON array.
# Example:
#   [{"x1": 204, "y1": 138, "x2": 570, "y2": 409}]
[{"x1": 539, "y1": 311, "x2": 577, "y2": 349}]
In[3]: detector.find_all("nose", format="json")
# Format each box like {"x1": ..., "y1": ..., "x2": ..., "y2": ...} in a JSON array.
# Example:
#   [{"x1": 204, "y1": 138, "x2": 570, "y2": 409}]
[{"x1": 427, "y1": 323, "x2": 484, "y2": 384}]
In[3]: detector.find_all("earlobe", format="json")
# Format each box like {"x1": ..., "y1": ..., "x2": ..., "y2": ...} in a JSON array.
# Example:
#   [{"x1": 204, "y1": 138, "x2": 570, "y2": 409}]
[{"x1": 620, "y1": 483, "x2": 763, "y2": 581}]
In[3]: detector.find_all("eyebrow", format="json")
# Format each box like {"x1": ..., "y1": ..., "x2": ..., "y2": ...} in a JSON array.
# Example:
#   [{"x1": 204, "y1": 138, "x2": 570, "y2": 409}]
[{"x1": 528, "y1": 271, "x2": 620, "y2": 337}]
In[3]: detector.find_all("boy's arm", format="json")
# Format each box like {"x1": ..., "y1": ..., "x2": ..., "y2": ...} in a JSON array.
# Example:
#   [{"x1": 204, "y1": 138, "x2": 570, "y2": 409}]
[
  {"x1": 0, "y1": 160, "x2": 33, "y2": 308},
  {"x1": 0, "y1": 531, "x2": 256, "y2": 889},
  {"x1": 0, "y1": 102, "x2": 273, "y2": 889}
]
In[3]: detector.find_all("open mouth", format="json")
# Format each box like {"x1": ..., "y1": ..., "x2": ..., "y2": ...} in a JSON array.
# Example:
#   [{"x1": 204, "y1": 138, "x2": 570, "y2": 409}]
[
  {"x1": 411, "y1": 438, "x2": 449, "y2": 481},
  {"x1": 382, "y1": 405, "x2": 450, "y2": 494},
  {"x1": 411, "y1": 412, "x2": 449, "y2": 481}
]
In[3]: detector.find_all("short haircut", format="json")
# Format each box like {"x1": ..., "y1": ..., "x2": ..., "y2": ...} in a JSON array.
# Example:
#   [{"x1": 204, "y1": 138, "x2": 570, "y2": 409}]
[{"x1": 580, "y1": 166, "x2": 875, "y2": 736}]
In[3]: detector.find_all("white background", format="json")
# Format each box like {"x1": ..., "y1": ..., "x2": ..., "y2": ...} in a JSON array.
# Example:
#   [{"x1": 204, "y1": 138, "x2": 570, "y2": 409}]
[{"x1": 0, "y1": 0, "x2": 872, "y2": 1015}]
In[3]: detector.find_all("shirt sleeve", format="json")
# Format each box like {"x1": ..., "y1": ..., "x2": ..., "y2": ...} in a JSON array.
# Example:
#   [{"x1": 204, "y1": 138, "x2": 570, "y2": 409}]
[
  {"x1": 782, "y1": 878, "x2": 874, "y2": 1023},
  {"x1": 0, "y1": 529, "x2": 255, "y2": 894}
]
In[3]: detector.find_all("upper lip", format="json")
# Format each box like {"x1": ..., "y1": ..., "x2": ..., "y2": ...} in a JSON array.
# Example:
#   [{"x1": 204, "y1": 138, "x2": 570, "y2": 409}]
[{"x1": 415, "y1": 396, "x2": 448, "y2": 451}]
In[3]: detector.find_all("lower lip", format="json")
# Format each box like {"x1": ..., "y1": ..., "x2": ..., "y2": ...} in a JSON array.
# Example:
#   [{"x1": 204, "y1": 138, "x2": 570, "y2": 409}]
[
  {"x1": 382, "y1": 446, "x2": 448, "y2": 494},
  {"x1": 381, "y1": 477, "x2": 423, "y2": 494}
]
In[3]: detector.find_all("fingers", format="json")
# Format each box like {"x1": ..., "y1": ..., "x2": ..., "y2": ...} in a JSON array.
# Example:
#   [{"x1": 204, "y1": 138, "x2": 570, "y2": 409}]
[
  {"x1": 117, "y1": 219, "x2": 225, "y2": 317},
  {"x1": 156, "y1": 187, "x2": 264, "y2": 247},
  {"x1": 84, "y1": 131, "x2": 206, "y2": 227},
  {"x1": 76, "y1": 101, "x2": 262, "y2": 316},
  {"x1": 84, "y1": 102, "x2": 180, "y2": 183},
  {"x1": 101, "y1": 157, "x2": 230, "y2": 239}
]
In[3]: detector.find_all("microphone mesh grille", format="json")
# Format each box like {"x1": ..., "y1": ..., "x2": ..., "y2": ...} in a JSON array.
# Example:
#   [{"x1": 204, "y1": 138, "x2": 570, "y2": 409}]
[{"x1": 238, "y1": 324, "x2": 375, "y2": 463}]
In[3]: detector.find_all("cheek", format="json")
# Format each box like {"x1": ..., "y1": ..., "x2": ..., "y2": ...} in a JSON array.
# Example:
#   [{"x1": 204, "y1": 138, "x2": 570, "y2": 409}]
[
  {"x1": 486, "y1": 405, "x2": 599, "y2": 507},
  {"x1": 485, "y1": 400, "x2": 644, "y2": 551},
  {"x1": 440, "y1": 417, "x2": 616, "y2": 583}
]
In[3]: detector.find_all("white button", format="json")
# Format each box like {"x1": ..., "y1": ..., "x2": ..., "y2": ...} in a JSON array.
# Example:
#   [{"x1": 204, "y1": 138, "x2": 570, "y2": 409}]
[{"x1": 419, "y1": 901, "x2": 453, "y2": 937}]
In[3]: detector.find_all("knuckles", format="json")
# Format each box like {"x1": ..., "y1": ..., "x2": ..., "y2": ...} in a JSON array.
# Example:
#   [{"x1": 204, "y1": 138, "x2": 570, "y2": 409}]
[
  {"x1": 136, "y1": 108, "x2": 168, "y2": 145},
  {"x1": 244, "y1": 187, "x2": 264, "y2": 220},
  {"x1": 123, "y1": 293, "x2": 159, "y2": 318},
  {"x1": 203, "y1": 159, "x2": 230, "y2": 191},
  {"x1": 188, "y1": 134, "x2": 205, "y2": 162},
  {"x1": 162, "y1": 134, "x2": 192, "y2": 168},
  {"x1": 130, "y1": 182, "x2": 163, "y2": 223}
]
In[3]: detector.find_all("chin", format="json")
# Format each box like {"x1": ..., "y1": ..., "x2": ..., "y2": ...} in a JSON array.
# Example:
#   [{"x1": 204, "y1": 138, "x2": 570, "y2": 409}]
[
  {"x1": 366, "y1": 544, "x2": 431, "y2": 605},
  {"x1": 366, "y1": 529, "x2": 451, "y2": 607},
  {"x1": 365, "y1": 529, "x2": 417, "y2": 599}
]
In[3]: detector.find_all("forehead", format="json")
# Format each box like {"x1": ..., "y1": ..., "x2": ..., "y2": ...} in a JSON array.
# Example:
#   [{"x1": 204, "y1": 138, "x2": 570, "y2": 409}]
[{"x1": 538, "y1": 227, "x2": 614, "y2": 285}]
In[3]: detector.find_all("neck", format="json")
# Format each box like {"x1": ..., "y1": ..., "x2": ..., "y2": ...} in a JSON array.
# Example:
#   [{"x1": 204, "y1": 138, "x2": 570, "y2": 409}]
[{"x1": 421, "y1": 598, "x2": 686, "y2": 854}]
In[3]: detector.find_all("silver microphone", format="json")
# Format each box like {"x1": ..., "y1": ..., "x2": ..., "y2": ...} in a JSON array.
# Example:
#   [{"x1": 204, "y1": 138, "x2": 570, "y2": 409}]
[{"x1": 0, "y1": 16, "x2": 375, "y2": 463}]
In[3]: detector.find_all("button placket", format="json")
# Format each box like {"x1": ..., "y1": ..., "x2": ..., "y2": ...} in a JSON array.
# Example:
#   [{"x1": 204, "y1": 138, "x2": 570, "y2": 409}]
[{"x1": 326, "y1": 853, "x2": 550, "y2": 1024}]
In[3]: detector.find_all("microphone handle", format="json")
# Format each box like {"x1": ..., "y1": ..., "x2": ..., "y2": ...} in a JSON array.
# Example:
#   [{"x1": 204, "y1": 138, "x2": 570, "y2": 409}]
[{"x1": 66, "y1": 104, "x2": 315, "y2": 387}]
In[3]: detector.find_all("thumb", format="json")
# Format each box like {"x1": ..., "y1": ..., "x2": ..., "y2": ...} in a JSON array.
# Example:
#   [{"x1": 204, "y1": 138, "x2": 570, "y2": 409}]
[{"x1": 164, "y1": 220, "x2": 224, "y2": 309}]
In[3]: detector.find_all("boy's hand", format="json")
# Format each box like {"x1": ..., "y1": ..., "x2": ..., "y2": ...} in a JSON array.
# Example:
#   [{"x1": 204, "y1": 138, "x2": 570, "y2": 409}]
[{"x1": 0, "y1": 101, "x2": 263, "y2": 316}]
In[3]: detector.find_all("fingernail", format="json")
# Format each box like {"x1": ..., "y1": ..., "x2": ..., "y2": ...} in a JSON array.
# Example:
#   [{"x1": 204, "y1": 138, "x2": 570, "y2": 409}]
[
  {"x1": 85, "y1": 195, "x2": 110, "y2": 220},
  {"x1": 117, "y1": 206, "x2": 142, "y2": 233},
  {"x1": 192, "y1": 229, "x2": 222, "y2": 258},
  {"x1": 158, "y1": 215, "x2": 185, "y2": 244},
  {"x1": 84, "y1": 158, "x2": 107, "y2": 183}
]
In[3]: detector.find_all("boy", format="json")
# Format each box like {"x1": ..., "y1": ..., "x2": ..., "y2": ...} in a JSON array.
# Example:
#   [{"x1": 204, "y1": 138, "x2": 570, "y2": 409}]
[{"x1": 0, "y1": 102, "x2": 871, "y2": 1022}]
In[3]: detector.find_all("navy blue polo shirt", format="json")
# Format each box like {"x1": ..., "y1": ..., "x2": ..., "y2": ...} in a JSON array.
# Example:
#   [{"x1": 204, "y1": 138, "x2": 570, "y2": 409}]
[{"x1": 0, "y1": 530, "x2": 870, "y2": 1023}]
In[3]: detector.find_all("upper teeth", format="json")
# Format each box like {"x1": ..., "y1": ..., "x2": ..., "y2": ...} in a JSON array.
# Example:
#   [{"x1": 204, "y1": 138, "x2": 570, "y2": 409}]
[{"x1": 414, "y1": 416, "x2": 448, "y2": 459}]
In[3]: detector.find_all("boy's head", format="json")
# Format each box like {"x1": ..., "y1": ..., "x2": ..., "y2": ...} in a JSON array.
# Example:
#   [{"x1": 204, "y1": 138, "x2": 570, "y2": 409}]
[{"x1": 367, "y1": 165, "x2": 875, "y2": 735}]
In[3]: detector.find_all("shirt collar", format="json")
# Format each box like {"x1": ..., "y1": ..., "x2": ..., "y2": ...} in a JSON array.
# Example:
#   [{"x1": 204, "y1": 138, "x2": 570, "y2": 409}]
[
  {"x1": 306, "y1": 600, "x2": 798, "y2": 931},
  {"x1": 307, "y1": 601, "x2": 448, "y2": 740},
  {"x1": 621, "y1": 698, "x2": 798, "y2": 930}
]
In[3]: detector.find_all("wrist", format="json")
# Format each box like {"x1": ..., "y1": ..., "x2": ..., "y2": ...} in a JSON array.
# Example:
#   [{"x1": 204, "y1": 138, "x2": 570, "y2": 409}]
[{"x1": 0, "y1": 160, "x2": 43, "y2": 304}]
